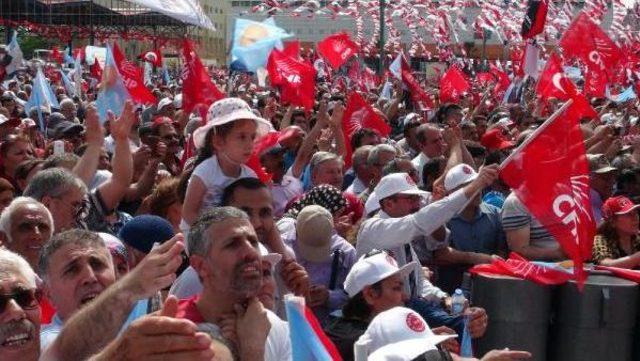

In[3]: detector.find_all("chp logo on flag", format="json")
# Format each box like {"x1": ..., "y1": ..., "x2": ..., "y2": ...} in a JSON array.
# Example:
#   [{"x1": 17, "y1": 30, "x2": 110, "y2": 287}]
[
  {"x1": 406, "y1": 312, "x2": 426, "y2": 333},
  {"x1": 551, "y1": 175, "x2": 593, "y2": 240},
  {"x1": 462, "y1": 165, "x2": 473, "y2": 175}
]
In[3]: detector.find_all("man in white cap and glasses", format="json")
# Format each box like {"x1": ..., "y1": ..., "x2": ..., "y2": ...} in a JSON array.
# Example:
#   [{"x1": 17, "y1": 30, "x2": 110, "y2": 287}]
[
  {"x1": 356, "y1": 166, "x2": 498, "y2": 336},
  {"x1": 360, "y1": 306, "x2": 531, "y2": 361},
  {"x1": 325, "y1": 249, "x2": 458, "y2": 361}
]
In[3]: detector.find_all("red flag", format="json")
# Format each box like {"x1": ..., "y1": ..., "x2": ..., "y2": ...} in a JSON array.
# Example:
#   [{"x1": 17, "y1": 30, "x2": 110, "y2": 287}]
[
  {"x1": 510, "y1": 47, "x2": 525, "y2": 78},
  {"x1": 267, "y1": 44, "x2": 316, "y2": 110},
  {"x1": 317, "y1": 32, "x2": 359, "y2": 69},
  {"x1": 112, "y1": 43, "x2": 156, "y2": 105},
  {"x1": 489, "y1": 64, "x2": 511, "y2": 98},
  {"x1": 521, "y1": 0, "x2": 549, "y2": 39},
  {"x1": 594, "y1": 265, "x2": 640, "y2": 283},
  {"x1": 342, "y1": 91, "x2": 391, "y2": 167},
  {"x1": 560, "y1": 12, "x2": 622, "y2": 78},
  {"x1": 181, "y1": 39, "x2": 225, "y2": 113},
  {"x1": 476, "y1": 72, "x2": 495, "y2": 86},
  {"x1": 139, "y1": 49, "x2": 163, "y2": 67},
  {"x1": 267, "y1": 42, "x2": 301, "y2": 86},
  {"x1": 51, "y1": 48, "x2": 63, "y2": 64},
  {"x1": 390, "y1": 53, "x2": 434, "y2": 110},
  {"x1": 470, "y1": 253, "x2": 573, "y2": 285},
  {"x1": 342, "y1": 91, "x2": 391, "y2": 138},
  {"x1": 439, "y1": 66, "x2": 470, "y2": 103},
  {"x1": 90, "y1": 60, "x2": 102, "y2": 80},
  {"x1": 499, "y1": 101, "x2": 596, "y2": 288},
  {"x1": 246, "y1": 131, "x2": 281, "y2": 184},
  {"x1": 536, "y1": 53, "x2": 577, "y2": 101},
  {"x1": 584, "y1": 70, "x2": 607, "y2": 97}
]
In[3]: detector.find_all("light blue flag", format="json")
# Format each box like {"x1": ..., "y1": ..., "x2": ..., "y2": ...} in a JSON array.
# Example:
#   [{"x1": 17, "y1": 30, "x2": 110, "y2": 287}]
[
  {"x1": 25, "y1": 67, "x2": 60, "y2": 131},
  {"x1": 60, "y1": 70, "x2": 75, "y2": 97},
  {"x1": 231, "y1": 18, "x2": 292, "y2": 72},
  {"x1": 95, "y1": 45, "x2": 131, "y2": 123},
  {"x1": 6, "y1": 31, "x2": 23, "y2": 75},
  {"x1": 460, "y1": 316, "x2": 474, "y2": 357},
  {"x1": 606, "y1": 85, "x2": 637, "y2": 104},
  {"x1": 63, "y1": 47, "x2": 74, "y2": 65},
  {"x1": 162, "y1": 66, "x2": 171, "y2": 85}
]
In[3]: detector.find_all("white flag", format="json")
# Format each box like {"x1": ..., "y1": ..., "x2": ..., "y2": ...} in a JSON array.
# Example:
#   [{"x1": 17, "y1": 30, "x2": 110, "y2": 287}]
[{"x1": 124, "y1": 0, "x2": 215, "y2": 30}]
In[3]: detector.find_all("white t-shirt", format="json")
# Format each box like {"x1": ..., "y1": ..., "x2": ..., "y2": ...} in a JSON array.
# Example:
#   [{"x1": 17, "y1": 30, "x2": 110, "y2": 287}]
[
  {"x1": 270, "y1": 175, "x2": 303, "y2": 218},
  {"x1": 196, "y1": 310, "x2": 291, "y2": 361},
  {"x1": 265, "y1": 310, "x2": 292, "y2": 361},
  {"x1": 180, "y1": 155, "x2": 257, "y2": 237},
  {"x1": 191, "y1": 155, "x2": 257, "y2": 210}
]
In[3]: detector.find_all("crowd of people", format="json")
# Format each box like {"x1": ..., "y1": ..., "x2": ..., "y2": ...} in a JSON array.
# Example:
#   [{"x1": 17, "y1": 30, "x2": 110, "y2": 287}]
[{"x1": 0, "y1": 39, "x2": 639, "y2": 361}]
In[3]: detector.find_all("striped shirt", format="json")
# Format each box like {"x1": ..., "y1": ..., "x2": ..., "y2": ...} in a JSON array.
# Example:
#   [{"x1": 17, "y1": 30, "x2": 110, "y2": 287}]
[{"x1": 501, "y1": 192, "x2": 559, "y2": 249}]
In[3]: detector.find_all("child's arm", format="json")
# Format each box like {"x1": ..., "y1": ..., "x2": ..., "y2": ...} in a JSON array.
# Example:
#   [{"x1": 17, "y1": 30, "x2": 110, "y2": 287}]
[{"x1": 182, "y1": 175, "x2": 207, "y2": 226}]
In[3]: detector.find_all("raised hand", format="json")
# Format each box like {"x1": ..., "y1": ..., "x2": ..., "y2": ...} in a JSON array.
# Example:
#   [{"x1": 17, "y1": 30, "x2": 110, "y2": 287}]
[
  {"x1": 121, "y1": 234, "x2": 185, "y2": 300},
  {"x1": 111, "y1": 101, "x2": 136, "y2": 141}
]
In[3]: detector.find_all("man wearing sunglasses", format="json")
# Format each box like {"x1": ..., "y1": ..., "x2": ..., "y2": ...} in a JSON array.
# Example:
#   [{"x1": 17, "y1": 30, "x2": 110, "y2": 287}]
[{"x1": 0, "y1": 248, "x2": 42, "y2": 361}]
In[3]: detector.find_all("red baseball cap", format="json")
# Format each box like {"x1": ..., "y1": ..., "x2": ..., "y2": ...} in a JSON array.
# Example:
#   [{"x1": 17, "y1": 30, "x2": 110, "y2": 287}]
[
  {"x1": 480, "y1": 128, "x2": 515, "y2": 152},
  {"x1": 603, "y1": 196, "x2": 640, "y2": 219}
]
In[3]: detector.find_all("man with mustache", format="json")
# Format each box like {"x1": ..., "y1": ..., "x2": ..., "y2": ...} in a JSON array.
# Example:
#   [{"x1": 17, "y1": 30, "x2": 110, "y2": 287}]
[
  {"x1": 0, "y1": 248, "x2": 41, "y2": 361},
  {"x1": 177, "y1": 206, "x2": 292, "y2": 361}
]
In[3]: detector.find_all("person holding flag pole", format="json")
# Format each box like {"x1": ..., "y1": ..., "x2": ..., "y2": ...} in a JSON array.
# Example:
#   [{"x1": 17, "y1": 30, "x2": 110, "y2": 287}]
[{"x1": 499, "y1": 99, "x2": 597, "y2": 288}]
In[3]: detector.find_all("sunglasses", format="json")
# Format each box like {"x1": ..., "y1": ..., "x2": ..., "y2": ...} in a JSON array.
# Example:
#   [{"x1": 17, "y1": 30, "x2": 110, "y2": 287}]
[{"x1": 0, "y1": 289, "x2": 42, "y2": 314}]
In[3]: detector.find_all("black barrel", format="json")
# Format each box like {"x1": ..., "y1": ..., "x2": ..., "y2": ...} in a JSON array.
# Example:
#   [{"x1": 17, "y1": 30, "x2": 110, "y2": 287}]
[
  {"x1": 548, "y1": 274, "x2": 638, "y2": 361},
  {"x1": 471, "y1": 273, "x2": 553, "y2": 361}
]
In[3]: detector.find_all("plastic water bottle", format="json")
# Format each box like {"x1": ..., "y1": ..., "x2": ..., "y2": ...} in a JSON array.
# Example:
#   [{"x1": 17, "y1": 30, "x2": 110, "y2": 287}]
[{"x1": 451, "y1": 288, "x2": 466, "y2": 316}]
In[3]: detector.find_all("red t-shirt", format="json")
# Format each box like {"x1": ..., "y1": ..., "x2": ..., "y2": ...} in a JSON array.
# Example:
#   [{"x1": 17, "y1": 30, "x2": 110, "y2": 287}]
[{"x1": 176, "y1": 296, "x2": 204, "y2": 323}]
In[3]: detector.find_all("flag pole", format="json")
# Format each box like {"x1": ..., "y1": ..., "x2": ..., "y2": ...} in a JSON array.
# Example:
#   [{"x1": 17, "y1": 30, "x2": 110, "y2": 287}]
[{"x1": 499, "y1": 98, "x2": 574, "y2": 170}]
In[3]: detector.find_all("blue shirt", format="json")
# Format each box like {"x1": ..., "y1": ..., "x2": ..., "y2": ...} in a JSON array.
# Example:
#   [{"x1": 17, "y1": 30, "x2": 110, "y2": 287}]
[{"x1": 447, "y1": 203, "x2": 506, "y2": 255}]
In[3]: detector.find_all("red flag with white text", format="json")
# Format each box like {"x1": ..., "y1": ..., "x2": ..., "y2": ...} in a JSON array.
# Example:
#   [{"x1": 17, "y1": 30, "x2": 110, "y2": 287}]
[
  {"x1": 317, "y1": 32, "x2": 359, "y2": 69},
  {"x1": 470, "y1": 253, "x2": 573, "y2": 285},
  {"x1": 560, "y1": 12, "x2": 622, "y2": 79},
  {"x1": 342, "y1": 91, "x2": 391, "y2": 167},
  {"x1": 181, "y1": 39, "x2": 225, "y2": 113},
  {"x1": 499, "y1": 101, "x2": 596, "y2": 288},
  {"x1": 584, "y1": 70, "x2": 608, "y2": 98},
  {"x1": 112, "y1": 43, "x2": 156, "y2": 105}
]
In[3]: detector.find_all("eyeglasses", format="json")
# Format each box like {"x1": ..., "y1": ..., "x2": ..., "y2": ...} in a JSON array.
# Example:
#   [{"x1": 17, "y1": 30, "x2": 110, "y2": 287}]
[{"x1": 0, "y1": 289, "x2": 42, "y2": 314}]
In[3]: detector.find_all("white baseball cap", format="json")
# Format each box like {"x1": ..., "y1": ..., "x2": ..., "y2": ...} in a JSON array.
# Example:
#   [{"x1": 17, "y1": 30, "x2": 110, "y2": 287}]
[
  {"x1": 373, "y1": 173, "x2": 428, "y2": 202},
  {"x1": 173, "y1": 94, "x2": 183, "y2": 109},
  {"x1": 343, "y1": 250, "x2": 417, "y2": 298},
  {"x1": 193, "y1": 97, "x2": 273, "y2": 149},
  {"x1": 360, "y1": 306, "x2": 457, "y2": 361},
  {"x1": 157, "y1": 97, "x2": 174, "y2": 112},
  {"x1": 444, "y1": 163, "x2": 478, "y2": 192},
  {"x1": 364, "y1": 191, "x2": 381, "y2": 215}
]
